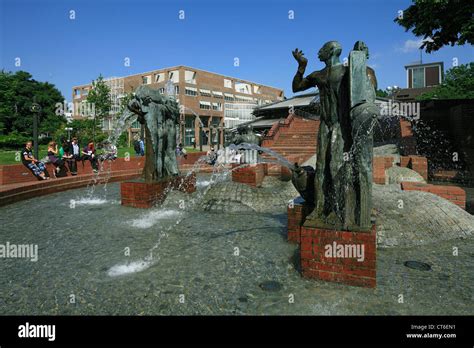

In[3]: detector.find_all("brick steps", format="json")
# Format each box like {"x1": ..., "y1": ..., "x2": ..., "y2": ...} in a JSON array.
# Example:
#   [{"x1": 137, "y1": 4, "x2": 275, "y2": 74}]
[{"x1": 263, "y1": 114, "x2": 319, "y2": 164}]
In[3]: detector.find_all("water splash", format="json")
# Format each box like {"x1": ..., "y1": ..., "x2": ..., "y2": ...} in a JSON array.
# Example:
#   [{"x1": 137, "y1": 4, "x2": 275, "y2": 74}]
[
  {"x1": 74, "y1": 197, "x2": 108, "y2": 206},
  {"x1": 107, "y1": 260, "x2": 152, "y2": 277},
  {"x1": 129, "y1": 209, "x2": 182, "y2": 229}
]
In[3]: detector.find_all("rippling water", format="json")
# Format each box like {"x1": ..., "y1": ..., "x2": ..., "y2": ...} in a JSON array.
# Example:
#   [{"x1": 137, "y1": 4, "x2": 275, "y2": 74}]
[{"x1": 0, "y1": 177, "x2": 473, "y2": 315}]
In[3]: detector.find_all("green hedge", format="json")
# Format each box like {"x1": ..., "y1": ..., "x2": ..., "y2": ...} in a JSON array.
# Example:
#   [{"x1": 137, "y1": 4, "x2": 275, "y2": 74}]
[{"x1": 0, "y1": 133, "x2": 30, "y2": 149}]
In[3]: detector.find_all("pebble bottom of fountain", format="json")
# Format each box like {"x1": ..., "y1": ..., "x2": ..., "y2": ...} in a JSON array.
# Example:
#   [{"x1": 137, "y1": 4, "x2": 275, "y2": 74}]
[{"x1": 1, "y1": 177, "x2": 474, "y2": 315}]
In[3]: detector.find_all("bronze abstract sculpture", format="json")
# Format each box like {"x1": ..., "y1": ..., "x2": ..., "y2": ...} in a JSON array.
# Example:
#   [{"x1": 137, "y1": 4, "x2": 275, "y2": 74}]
[{"x1": 127, "y1": 85, "x2": 180, "y2": 182}]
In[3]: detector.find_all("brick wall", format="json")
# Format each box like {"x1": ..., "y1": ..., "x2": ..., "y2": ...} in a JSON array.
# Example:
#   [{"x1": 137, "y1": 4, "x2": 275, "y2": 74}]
[
  {"x1": 287, "y1": 200, "x2": 312, "y2": 243},
  {"x1": 373, "y1": 156, "x2": 394, "y2": 184},
  {"x1": 231, "y1": 163, "x2": 265, "y2": 187},
  {"x1": 121, "y1": 181, "x2": 170, "y2": 208},
  {"x1": 401, "y1": 182, "x2": 466, "y2": 209},
  {"x1": 120, "y1": 173, "x2": 196, "y2": 208},
  {"x1": 400, "y1": 155, "x2": 428, "y2": 181},
  {"x1": 399, "y1": 119, "x2": 417, "y2": 155},
  {"x1": 0, "y1": 157, "x2": 145, "y2": 186},
  {"x1": 300, "y1": 225, "x2": 377, "y2": 288},
  {"x1": 0, "y1": 154, "x2": 209, "y2": 186}
]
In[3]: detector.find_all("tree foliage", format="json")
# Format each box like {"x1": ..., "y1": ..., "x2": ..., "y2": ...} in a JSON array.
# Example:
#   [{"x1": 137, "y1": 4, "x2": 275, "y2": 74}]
[
  {"x1": 395, "y1": 0, "x2": 474, "y2": 53},
  {"x1": 0, "y1": 70, "x2": 65, "y2": 136},
  {"x1": 418, "y1": 62, "x2": 474, "y2": 100},
  {"x1": 86, "y1": 74, "x2": 111, "y2": 121},
  {"x1": 376, "y1": 89, "x2": 389, "y2": 98}
]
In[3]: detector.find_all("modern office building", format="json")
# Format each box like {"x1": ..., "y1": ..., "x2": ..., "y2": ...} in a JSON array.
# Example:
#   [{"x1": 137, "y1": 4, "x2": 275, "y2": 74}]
[{"x1": 72, "y1": 66, "x2": 284, "y2": 146}]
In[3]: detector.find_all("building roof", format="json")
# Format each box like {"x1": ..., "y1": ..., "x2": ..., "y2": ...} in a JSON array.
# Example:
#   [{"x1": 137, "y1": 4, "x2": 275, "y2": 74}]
[
  {"x1": 404, "y1": 61, "x2": 444, "y2": 69},
  {"x1": 72, "y1": 65, "x2": 284, "y2": 92},
  {"x1": 256, "y1": 93, "x2": 319, "y2": 111}
]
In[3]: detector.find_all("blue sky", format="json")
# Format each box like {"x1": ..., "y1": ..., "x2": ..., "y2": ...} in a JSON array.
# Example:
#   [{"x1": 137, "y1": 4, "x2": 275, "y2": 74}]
[{"x1": 1, "y1": 0, "x2": 472, "y2": 101}]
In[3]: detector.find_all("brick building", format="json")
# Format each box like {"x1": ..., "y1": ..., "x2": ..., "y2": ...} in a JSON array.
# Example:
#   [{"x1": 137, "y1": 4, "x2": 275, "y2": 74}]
[{"x1": 72, "y1": 66, "x2": 284, "y2": 147}]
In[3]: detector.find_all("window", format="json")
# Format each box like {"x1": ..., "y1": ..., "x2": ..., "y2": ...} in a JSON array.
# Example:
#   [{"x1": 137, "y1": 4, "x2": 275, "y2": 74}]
[
  {"x1": 199, "y1": 89, "x2": 212, "y2": 97},
  {"x1": 199, "y1": 101, "x2": 211, "y2": 110},
  {"x1": 212, "y1": 102, "x2": 222, "y2": 111},
  {"x1": 253, "y1": 85, "x2": 261, "y2": 94},
  {"x1": 235, "y1": 95, "x2": 254, "y2": 102},
  {"x1": 168, "y1": 70, "x2": 180, "y2": 83},
  {"x1": 74, "y1": 89, "x2": 81, "y2": 98},
  {"x1": 185, "y1": 70, "x2": 196, "y2": 84},
  {"x1": 142, "y1": 75, "x2": 151, "y2": 85},
  {"x1": 235, "y1": 82, "x2": 251, "y2": 94},
  {"x1": 159, "y1": 87, "x2": 165, "y2": 94},
  {"x1": 155, "y1": 73, "x2": 165, "y2": 83},
  {"x1": 175, "y1": 86, "x2": 180, "y2": 95},
  {"x1": 412, "y1": 68, "x2": 425, "y2": 88},
  {"x1": 185, "y1": 87, "x2": 198, "y2": 96},
  {"x1": 212, "y1": 91, "x2": 223, "y2": 98},
  {"x1": 224, "y1": 93, "x2": 234, "y2": 102},
  {"x1": 224, "y1": 79, "x2": 232, "y2": 88}
]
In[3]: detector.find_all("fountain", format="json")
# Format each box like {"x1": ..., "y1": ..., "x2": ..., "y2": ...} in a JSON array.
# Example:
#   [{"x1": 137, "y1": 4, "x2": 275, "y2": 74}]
[
  {"x1": 288, "y1": 40, "x2": 379, "y2": 287},
  {"x1": 118, "y1": 86, "x2": 196, "y2": 208}
]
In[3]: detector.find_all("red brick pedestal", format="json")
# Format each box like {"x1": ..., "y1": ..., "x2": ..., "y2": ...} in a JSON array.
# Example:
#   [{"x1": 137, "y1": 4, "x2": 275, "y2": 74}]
[
  {"x1": 287, "y1": 199, "x2": 312, "y2": 243},
  {"x1": 231, "y1": 163, "x2": 265, "y2": 187},
  {"x1": 300, "y1": 225, "x2": 377, "y2": 288},
  {"x1": 121, "y1": 173, "x2": 196, "y2": 208}
]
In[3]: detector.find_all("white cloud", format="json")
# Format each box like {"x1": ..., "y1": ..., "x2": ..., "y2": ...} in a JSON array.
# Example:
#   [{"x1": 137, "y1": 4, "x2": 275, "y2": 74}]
[{"x1": 398, "y1": 38, "x2": 433, "y2": 53}]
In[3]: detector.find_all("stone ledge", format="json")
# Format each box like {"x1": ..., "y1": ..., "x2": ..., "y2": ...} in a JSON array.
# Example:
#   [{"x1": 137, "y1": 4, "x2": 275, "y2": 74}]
[{"x1": 401, "y1": 182, "x2": 466, "y2": 209}]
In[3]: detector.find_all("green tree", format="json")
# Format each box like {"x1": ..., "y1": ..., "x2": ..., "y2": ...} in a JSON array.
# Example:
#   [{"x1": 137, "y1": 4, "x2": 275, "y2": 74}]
[
  {"x1": 395, "y1": 0, "x2": 474, "y2": 53},
  {"x1": 59, "y1": 119, "x2": 107, "y2": 145},
  {"x1": 418, "y1": 62, "x2": 474, "y2": 100},
  {"x1": 376, "y1": 89, "x2": 389, "y2": 98},
  {"x1": 0, "y1": 70, "x2": 65, "y2": 136},
  {"x1": 86, "y1": 74, "x2": 111, "y2": 143}
]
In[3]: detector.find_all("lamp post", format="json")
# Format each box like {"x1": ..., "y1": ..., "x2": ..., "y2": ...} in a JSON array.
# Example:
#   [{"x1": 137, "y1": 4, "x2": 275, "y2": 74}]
[
  {"x1": 65, "y1": 127, "x2": 73, "y2": 141},
  {"x1": 30, "y1": 102, "x2": 41, "y2": 159}
]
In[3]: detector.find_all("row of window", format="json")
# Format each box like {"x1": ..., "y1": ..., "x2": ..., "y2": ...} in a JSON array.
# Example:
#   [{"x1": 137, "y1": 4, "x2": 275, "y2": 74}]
[
  {"x1": 140, "y1": 70, "x2": 274, "y2": 95},
  {"x1": 199, "y1": 101, "x2": 223, "y2": 111}
]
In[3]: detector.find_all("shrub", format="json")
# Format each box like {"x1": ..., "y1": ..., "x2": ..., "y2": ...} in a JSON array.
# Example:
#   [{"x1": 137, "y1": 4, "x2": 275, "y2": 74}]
[{"x1": 0, "y1": 132, "x2": 30, "y2": 149}]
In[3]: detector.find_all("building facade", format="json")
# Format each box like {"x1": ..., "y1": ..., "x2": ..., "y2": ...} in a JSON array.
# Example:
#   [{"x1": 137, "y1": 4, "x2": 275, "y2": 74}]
[
  {"x1": 72, "y1": 66, "x2": 284, "y2": 146},
  {"x1": 393, "y1": 61, "x2": 444, "y2": 102}
]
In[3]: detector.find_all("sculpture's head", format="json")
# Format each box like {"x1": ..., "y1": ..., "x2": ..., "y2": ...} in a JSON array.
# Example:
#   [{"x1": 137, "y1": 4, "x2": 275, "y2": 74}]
[
  {"x1": 353, "y1": 40, "x2": 369, "y2": 59},
  {"x1": 318, "y1": 41, "x2": 342, "y2": 62},
  {"x1": 127, "y1": 86, "x2": 149, "y2": 117}
]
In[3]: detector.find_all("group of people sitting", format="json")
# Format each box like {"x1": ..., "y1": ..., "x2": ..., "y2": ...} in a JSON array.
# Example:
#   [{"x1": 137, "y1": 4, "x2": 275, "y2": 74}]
[{"x1": 21, "y1": 138, "x2": 117, "y2": 180}]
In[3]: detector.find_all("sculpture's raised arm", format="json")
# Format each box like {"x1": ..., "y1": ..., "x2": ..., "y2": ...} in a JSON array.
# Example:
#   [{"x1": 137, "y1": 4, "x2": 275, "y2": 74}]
[{"x1": 292, "y1": 48, "x2": 317, "y2": 92}]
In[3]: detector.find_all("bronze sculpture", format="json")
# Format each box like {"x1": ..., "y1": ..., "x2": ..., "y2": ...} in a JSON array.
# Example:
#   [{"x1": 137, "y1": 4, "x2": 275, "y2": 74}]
[
  {"x1": 291, "y1": 40, "x2": 378, "y2": 230},
  {"x1": 127, "y1": 85, "x2": 180, "y2": 182}
]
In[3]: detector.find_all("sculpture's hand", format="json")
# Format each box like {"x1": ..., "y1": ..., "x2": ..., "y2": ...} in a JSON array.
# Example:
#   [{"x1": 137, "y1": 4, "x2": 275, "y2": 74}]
[{"x1": 292, "y1": 48, "x2": 308, "y2": 67}]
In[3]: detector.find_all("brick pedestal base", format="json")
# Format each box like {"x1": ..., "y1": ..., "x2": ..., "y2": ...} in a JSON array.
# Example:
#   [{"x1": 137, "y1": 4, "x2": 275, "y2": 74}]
[
  {"x1": 121, "y1": 173, "x2": 196, "y2": 208},
  {"x1": 287, "y1": 198, "x2": 312, "y2": 243},
  {"x1": 300, "y1": 225, "x2": 377, "y2": 288},
  {"x1": 231, "y1": 163, "x2": 265, "y2": 187}
]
